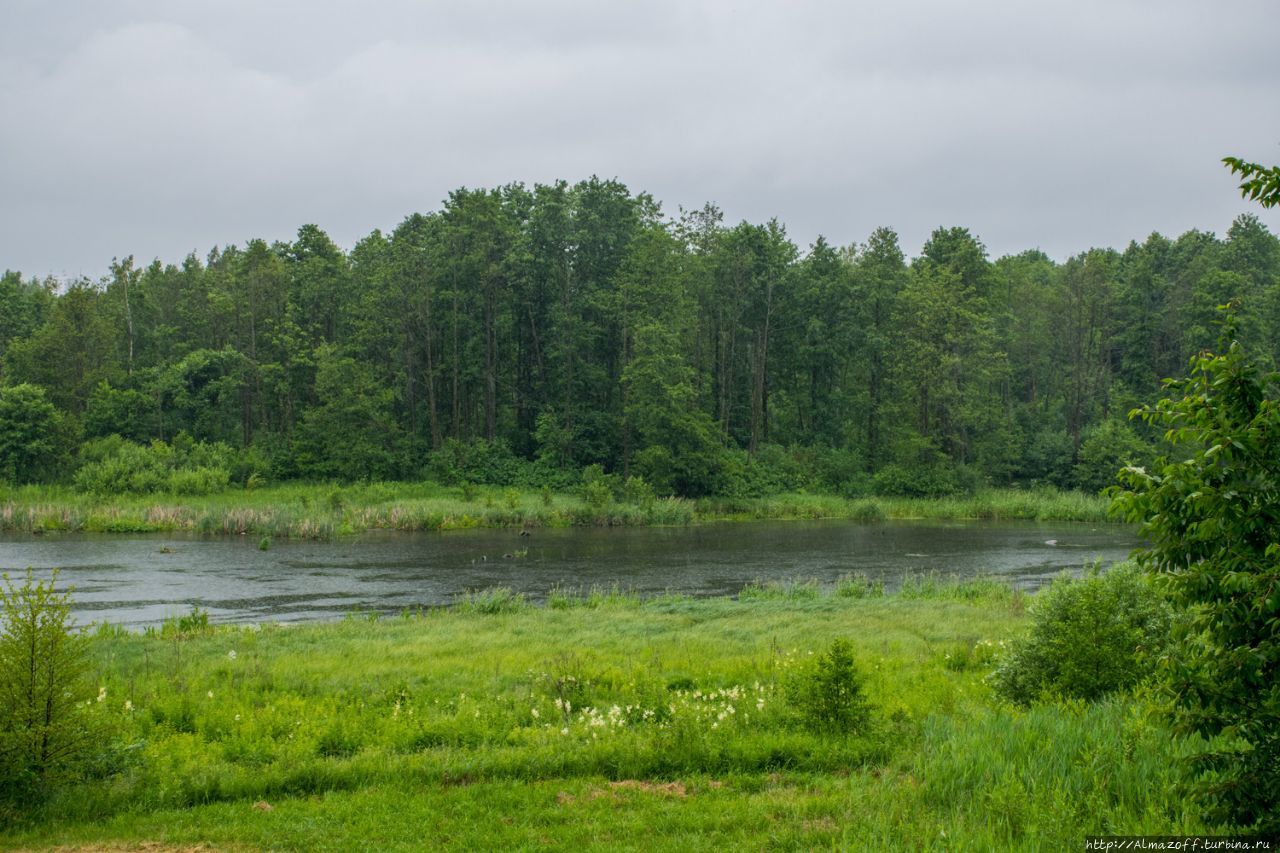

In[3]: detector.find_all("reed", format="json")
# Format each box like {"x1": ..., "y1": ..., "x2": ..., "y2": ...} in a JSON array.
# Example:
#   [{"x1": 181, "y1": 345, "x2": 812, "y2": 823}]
[{"x1": 0, "y1": 483, "x2": 1113, "y2": 540}]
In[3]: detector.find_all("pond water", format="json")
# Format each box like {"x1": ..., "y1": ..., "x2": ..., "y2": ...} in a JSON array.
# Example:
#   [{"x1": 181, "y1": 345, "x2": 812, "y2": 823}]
[{"x1": 0, "y1": 520, "x2": 1139, "y2": 628}]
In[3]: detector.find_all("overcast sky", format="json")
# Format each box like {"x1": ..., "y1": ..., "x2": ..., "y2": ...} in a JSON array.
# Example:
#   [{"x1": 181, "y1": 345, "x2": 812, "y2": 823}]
[{"x1": 2, "y1": 0, "x2": 1278, "y2": 279}]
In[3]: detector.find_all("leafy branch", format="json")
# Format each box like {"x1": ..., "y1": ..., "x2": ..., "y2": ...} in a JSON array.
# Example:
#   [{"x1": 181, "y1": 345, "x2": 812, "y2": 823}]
[{"x1": 1223, "y1": 156, "x2": 1280, "y2": 208}]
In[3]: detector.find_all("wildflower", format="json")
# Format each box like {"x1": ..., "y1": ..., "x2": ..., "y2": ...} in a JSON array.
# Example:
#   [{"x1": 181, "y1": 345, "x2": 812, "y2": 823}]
[
  {"x1": 561, "y1": 727, "x2": 569, "y2": 735},
  {"x1": 228, "y1": 649, "x2": 237, "y2": 661},
  {"x1": 531, "y1": 708, "x2": 540, "y2": 719},
  {"x1": 96, "y1": 686, "x2": 107, "y2": 703},
  {"x1": 123, "y1": 700, "x2": 133, "y2": 712},
  {"x1": 207, "y1": 690, "x2": 214, "y2": 699},
  {"x1": 235, "y1": 714, "x2": 241, "y2": 721}
]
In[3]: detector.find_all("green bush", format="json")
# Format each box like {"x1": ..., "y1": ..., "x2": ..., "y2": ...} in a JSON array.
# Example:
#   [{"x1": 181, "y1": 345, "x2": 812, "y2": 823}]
[
  {"x1": 1071, "y1": 419, "x2": 1151, "y2": 494},
  {"x1": 785, "y1": 638, "x2": 872, "y2": 735},
  {"x1": 621, "y1": 475, "x2": 655, "y2": 508},
  {"x1": 579, "y1": 464, "x2": 619, "y2": 509},
  {"x1": 1112, "y1": 311, "x2": 1280, "y2": 831},
  {"x1": 872, "y1": 461, "x2": 975, "y2": 498},
  {"x1": 990, "y1": 564, "x2": 1170, "y2": 706},
  {"x1": 0, "y1": 571, "x2": 103, "y2": 807},
  {"x1": 73, "y1": 434, "x2": 248, "y2": 495}
]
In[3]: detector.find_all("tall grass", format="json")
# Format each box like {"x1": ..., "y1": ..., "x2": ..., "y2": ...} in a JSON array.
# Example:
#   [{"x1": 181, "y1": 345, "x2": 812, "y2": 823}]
[
  {"x1": 0, "y1": 483, "x2": 1114, "y2": 540},
  {"x1": 1, "y1": 589, "x2": 1220, "y2": 849}
]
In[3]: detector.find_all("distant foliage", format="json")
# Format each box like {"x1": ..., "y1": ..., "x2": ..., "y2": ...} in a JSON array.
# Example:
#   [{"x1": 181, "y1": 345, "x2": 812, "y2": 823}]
[
  {"x1": 0, "y1": 383, "x2": 71, "y2": 484},
  {"x1": 1071, "y1": 420, "x2": 1151, "y2": 495},
  {"x1": 73, "y1": 433, "x2": 261, "y2": 495},
  {"x1": 990, "y1": 564, "x2": 1170, "y2": 706},
  {"x1": 3, "y1": 178, "x2": 1280, "y2": 498}
]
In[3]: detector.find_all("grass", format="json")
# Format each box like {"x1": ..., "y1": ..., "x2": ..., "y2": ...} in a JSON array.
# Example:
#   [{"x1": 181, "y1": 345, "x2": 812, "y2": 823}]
[
  {"x1": 0, "y1": 482, "x2": 1113, "y2": 540},
  {"x1": 3, "y1": 578, "x2": 1219, "y2": 850}
]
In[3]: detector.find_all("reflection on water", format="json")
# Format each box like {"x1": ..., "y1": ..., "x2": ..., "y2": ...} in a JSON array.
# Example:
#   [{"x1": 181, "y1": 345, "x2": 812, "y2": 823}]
[{"x1": 0, "y1": 520, "x2": 1138, "y2": 628}]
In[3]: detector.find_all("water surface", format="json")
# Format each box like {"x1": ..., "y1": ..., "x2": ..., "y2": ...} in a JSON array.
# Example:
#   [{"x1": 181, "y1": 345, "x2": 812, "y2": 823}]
[{"x1": 0, "y1": 520, "x2": 1138, "y2": 627}]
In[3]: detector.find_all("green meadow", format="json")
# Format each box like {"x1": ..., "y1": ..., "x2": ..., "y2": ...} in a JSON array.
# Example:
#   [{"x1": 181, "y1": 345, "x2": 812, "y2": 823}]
[
  {"x1": 2, "y1": 579, "x2": 1214, "y2": 851},
  {"x1": 0, "y1": 483, "x2": 1111, "y2": 539}
]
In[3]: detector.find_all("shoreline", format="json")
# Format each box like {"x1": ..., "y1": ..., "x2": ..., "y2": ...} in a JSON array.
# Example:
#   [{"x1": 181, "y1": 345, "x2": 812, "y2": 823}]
[{"x1": 0, "y1": 484, "x2": 1115, "y2": 540}]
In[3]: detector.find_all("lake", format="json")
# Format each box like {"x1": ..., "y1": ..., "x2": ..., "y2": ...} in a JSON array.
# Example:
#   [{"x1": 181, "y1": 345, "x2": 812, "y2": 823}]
[{"x1": 0, "y1": 519, "x2": 1138, "y2": 627}]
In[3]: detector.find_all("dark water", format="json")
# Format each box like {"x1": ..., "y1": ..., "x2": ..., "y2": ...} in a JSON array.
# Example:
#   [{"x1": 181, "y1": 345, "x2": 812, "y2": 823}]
[{"x1": 0, "y1": 520, "x2": 1138, "y2": 628}]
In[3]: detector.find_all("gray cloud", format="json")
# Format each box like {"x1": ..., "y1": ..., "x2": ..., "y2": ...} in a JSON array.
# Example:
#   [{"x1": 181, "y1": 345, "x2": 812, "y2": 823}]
[{"x1": 1, "y1": 0, "x2": 1277, "y2": 278}]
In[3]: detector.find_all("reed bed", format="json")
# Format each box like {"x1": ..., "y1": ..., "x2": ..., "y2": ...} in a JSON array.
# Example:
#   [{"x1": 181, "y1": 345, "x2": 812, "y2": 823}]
[{"x1": 0, "y1": 484, "x2": 1114, "y2": 541}]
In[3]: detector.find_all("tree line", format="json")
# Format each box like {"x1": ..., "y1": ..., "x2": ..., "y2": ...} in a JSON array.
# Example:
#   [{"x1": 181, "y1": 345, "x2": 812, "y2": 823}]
[{"x1": 2, "y1": 177, "x2": 1278, "y2": 496}]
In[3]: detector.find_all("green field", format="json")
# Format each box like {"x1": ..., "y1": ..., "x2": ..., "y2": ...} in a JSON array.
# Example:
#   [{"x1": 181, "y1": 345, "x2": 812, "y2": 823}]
[
  {"x1": 3, "y1": 580, "x2": 1214, "y2": 851},
  {"x1": 0, "y1": 483, "x2": 1112, "y2": 539}
]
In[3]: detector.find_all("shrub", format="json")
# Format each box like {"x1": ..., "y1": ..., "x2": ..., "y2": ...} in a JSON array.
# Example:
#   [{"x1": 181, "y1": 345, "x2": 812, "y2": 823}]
[
  {"x1": 427, "y1": 438, "x2": 528, "y2": 486},
  {"x1": 73, "y1": 434, "x2": 245, "y2": 495},
  {"x1": 0, "y1": 571, "x2": 101, "y2": 805},
  {"x1": 621, "y1": 475, "x2": 655, "y2": 508},
  {"x1": 785, "y1": 638, "x2": 872, "y2": 735},
  {"x1": 1112, "y1": 309, "x2": 1280, "y2": 830},
  {"x1": 1071, "y1": 419, "x2": 1151, "y2": 494},
  {"x1": 579, "y1": 465, "x2": 618, "y2": 509},
  {"x1": 989, "y1": 563, "x2": 1170, "y2": 706},
  {"x1": 872, "y1": 461, "x2": 972, "y2": 498}
]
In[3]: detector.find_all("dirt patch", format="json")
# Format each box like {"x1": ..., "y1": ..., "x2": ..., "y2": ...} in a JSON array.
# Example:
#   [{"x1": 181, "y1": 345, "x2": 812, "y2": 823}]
[
  {"x1": 45, "y1": 840, "x2": 217, "y2": 845},
  {"x1": 607, "y1": 780, "x2": 688, "y2": 798},
  {"x1": 557, "y1": 780, "x2": 691, "y2": 805}
]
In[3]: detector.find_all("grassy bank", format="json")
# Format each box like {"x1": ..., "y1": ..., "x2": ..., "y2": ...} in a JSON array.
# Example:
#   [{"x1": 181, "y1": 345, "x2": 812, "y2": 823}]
[
  {"x1": 4, "y1": 581, "x2": 1213, "y2": 850},
  {"x1": 0, "y1": 483, "x2": 1113, "y2": 539}
]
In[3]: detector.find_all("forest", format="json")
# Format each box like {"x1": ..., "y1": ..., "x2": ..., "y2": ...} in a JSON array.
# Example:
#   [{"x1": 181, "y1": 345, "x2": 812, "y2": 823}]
[{"x1": 2, "y1": 178, "x2": 1278, "y2": 498}]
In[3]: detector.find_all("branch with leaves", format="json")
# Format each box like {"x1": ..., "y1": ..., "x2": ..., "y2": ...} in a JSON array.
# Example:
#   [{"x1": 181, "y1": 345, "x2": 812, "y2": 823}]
[{"x1": 1223, "y1": 156, "x2": 1280, "y2": 209}]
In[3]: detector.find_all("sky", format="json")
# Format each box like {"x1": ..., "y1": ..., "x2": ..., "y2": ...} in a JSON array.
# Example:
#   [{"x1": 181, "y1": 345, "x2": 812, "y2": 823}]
[{"x1": 2, "y1": 0, "x2": 1278, "y2": 279}]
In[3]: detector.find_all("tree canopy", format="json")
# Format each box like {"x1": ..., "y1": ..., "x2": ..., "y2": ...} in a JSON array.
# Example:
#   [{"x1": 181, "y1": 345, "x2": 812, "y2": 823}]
[{"x1": 2, "y1": 179, "x2": 1280, "y2": 496}]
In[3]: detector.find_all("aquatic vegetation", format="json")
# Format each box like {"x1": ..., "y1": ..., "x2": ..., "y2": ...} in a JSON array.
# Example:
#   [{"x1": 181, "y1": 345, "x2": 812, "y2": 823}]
[{"x1": 0, "y1": 484, "x2": 1112, "y2": 540}]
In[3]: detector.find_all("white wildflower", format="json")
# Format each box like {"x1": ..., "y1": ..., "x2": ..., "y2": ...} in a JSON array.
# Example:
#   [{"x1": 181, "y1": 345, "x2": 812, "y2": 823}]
[{"x1": 227, "y1": 649, "x2": 237, "y2": 661}]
